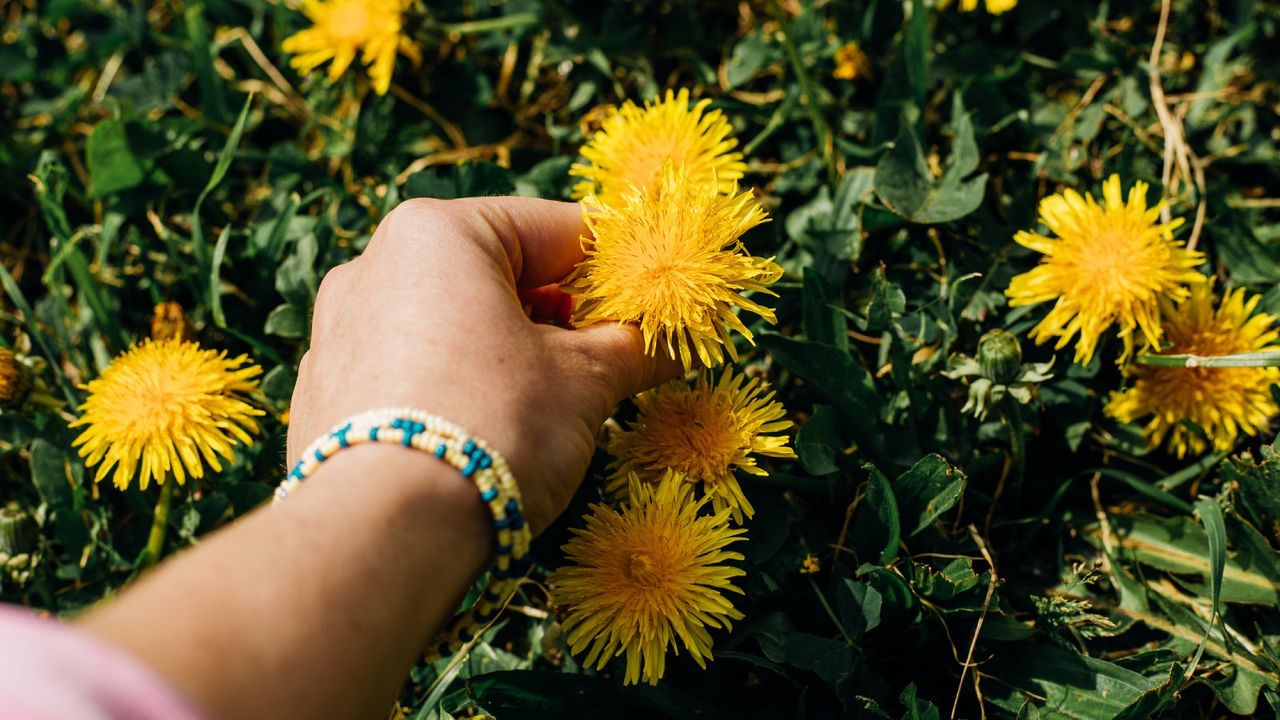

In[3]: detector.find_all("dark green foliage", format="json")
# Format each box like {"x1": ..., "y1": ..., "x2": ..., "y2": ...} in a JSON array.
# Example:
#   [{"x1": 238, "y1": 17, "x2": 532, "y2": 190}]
[{"x1": 3, "y1": 0, "x2": 1280, "y2": 718}]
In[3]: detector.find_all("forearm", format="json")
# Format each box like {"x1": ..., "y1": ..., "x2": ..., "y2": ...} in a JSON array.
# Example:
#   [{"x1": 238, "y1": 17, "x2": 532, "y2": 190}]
[{"x1": 77, "y1": 445, "x2": 492, "y2": 720}]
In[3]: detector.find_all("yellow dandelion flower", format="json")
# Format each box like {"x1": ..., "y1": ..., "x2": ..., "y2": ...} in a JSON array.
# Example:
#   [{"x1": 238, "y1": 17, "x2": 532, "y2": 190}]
[
  {"x1": 800, "y1": 554, "x2": 821, "y2": 574},
  {"x1": 71, "y1": 339, "x2": 264, "y2": 490},
  {"x1": 939, "y1": 0, "x2": 1018, "y2": 13},
  {"x1": 282, "y1": 0, "x2": 419, "y2": 96},
  {"x1": 567, "y1": 164, "x2": 781, "y2": 369},
  {"x1": 1105, "y1": 282, "x2": 1280, "y2": 458},
  {"x1": 570, "y1": 89, "x2": 746, "y2": 207},
  {"x1": 1005, "y1": 175, "x2": 1204, "y2": 365},
  {"x1": 833, "y1": 42, "x2": 871, "y2": 81},
  {"x1": 551, "y1": 471, "x2": 746, "y2": 686},
  {"x1": 606, "y1": 367, "x2": 794, "y2": 523}
]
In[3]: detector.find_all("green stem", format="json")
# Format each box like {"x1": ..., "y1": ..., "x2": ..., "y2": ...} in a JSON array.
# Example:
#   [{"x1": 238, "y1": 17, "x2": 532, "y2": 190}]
[
  {"x1": 142, "y1": 482, "x2": 174, "y2": 569},
  {"x1": 437, "y1": 13, "x2": 539, "y2": 36},
  {"x1": 1003, "y1": 396, "x2": 1026, "y2": 493},
  {"x1": 807, "y1": 577, "x2": 857, "y2": 647},
  {"x1": 771, "y1": 1, "x2": 836, "y2": 182},
  {"x1": 1137, "y1": 350, "x2": 1280, "y2": 368}
]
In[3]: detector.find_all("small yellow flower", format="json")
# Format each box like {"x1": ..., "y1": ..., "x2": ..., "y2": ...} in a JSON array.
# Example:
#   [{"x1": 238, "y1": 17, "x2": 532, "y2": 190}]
[
  {"x1": 607, "y1": 367, "x2": 794, "y2": 523},
  {"x1": 800, "y1": 554, "x2": 821, "y2": 574},
  {"x1": 832, "y1": 42, "x2": 871, "y2": 81},
  {"x1": 939, "y1": 0, "x2": 1018, "y2": 13},
  {"x1": 1005, "y1": 175, "x2": 1204, "y2": 365},
  {"x1": 71, "y1": 339, "x2": 264, "y2": 490},
  {"x1": 1105, "y1": 282, "x2": 1280, "y2": 458},
  {"x1": 282, "y1": 0, "x2": 419, "y2": 96},
  {"x1": 567, "y1": 164, "x2": 781, "y2": 369},
  {"x1": 570, "y1": 89, "x2": 746, "y2": 208},
  {"x1": 551, "y1": 471, "x2": 746, "y2": 686}
]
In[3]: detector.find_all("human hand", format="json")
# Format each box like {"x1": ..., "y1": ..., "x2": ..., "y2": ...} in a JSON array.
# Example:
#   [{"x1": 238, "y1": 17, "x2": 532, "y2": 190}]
[{"x1": 285, "y1": 197, "x2": 677, "y2": 535}]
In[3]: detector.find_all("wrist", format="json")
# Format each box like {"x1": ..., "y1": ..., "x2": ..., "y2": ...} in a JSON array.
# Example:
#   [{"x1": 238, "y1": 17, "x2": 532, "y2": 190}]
[{"x1": 308, "y1": 444, "x2": 495, "y2": 569}]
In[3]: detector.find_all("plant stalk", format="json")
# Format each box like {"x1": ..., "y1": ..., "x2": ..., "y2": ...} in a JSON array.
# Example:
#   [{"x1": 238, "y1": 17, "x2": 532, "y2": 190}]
[{"x1": 141, "y1": 481, "x2": 174, "y2": 569}]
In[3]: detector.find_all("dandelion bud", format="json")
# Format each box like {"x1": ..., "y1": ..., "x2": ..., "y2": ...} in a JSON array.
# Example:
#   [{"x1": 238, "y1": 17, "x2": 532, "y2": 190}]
[
  {"x1": 151, "y1": 302, "x2": 192, "y2": 341},
  {"x1": 0, "y1": 349, "x2": 31, "y2": 410},
  {"x1": 0, "y1": 505, "x2": 35, "y2": 556},
  {"x1": 978, "y1": 329, "x2": 1023, "y2": 385}
]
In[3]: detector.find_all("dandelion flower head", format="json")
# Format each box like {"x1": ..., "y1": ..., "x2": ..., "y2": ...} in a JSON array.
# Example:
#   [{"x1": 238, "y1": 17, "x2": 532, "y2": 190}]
[
  {"x1": 71, "y1": 339, "x2": 264, "y2": 490},
  {"x1": 567, "y1": 164, "x2": 781, "y2": 369},
  {"x1": 833, "y1": 42, "x2": 871, "y2": 81},
  {"x1": 0, "y1": 349, "x2": 27, "y2": 409},
  {"x1": 1105, "y1": 282, "x2": 1280, "y2": 458},
  {"x1": 1005, "y1": 175, "x2": 1204, "y2": 365},
  {"x1": 570, "y1": 89, "x2": 746, "y2": 208},
  {"x1": 551, "y1": 471, "x2": 746, "y2": 685},
  {"x1": 939, "y1": 0, "x2": 1018, "y2": 13},
  {"x1": 607, "y1": 367, "x2": 794, "y2": 523},
  {"x1": 282, "y1": 0, "x2": 418, "y2": 96}
]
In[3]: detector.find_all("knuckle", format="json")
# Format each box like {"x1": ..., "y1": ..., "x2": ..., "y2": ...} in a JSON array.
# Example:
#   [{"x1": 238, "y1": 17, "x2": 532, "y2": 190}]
[{"x1": 368, "y1": 198, "x2": 457, "y2": 252}]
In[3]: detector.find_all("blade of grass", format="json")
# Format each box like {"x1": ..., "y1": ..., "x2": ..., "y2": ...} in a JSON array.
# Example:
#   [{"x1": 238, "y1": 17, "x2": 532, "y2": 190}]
[
  {"x1": 1138, "y1": 350, "x2": 1280, "y2": 368},
  {"x1": 192, "y1": 95, "x2": 253, "y2": 270},
  {"x1": 1186, "y1": 498, "x2": 1226, "y2": 680},
  {"x1": 1085, "y1": 468, "x2": 1195, "y2": 513},
  {"x1": 210, "y1": 225, "x2": 232, "y2": 329}
]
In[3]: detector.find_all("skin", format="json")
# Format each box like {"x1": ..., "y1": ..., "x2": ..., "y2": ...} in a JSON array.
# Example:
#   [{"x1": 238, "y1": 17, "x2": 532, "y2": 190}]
[{"x1": 77, "y1": 197, "x2": 678, "y2": 720}]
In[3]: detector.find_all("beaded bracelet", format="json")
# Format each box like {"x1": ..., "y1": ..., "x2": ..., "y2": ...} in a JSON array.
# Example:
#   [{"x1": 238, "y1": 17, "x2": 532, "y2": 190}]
[{"x1": 275, "y1": 408, "x2": 532, "y2": 658}]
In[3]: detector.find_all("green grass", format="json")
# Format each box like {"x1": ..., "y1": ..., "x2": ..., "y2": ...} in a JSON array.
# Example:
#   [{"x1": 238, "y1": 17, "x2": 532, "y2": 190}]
[{"x1": 3, "y1": 1, "x2": 1280, "y2": 717}]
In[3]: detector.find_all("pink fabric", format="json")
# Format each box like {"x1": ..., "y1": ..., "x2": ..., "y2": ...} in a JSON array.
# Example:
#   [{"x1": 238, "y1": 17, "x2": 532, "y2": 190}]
[{"x1": 0, "y1": 605, "x2": 203, "y2": 720}]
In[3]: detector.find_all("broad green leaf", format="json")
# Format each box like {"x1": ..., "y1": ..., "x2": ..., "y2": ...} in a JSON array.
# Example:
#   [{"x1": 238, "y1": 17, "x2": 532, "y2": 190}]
[
  {"x1": 854, "y1": 464, "x2": 900, "y2": 564},
  {"x1": 31, "y1": 438, "x2": 74, "y2": 508},
  {"x1": 264, "y1": 304, "x2": 307, "y2": 338},
  {"x1": 908, "y1": 557, "x2": 980, "y2": 601},
  {"x1": 725, "y1": 31, "x2": 769, "y2": 89},
  {"x1": 899, "y1": 683, "x2": 940, "y2": 720},
  {"x1": 893, "y1": 454, "x2": 965, "y2": 536},
  {"x1": 837, "y1": 579, "x2": 883, "y2": 640},
  {"x1": 1084, "y1": 513, "x2": 1280, "y2": 605},
  {"x1": 276, "y1": 233, "x2": 319, "y2": 309},
  {"x1": 86, "y1": 119, "x2": 147, "y2": 197},
  {"x1": 865, "y1": 265, "x2": 906, "y2": 334},
  {"x1": 405, "y1": 161, "x2": 515, "y2": 199},
  {"x1": 260, "y1": 365, "x2": 297, "y2": 401},
  {"x1": 795, "y1": 404, "x2": 841, "y2": 475},
  {"x1": 782, "y1": 632, "x2": 854, "y2": 686},
  {"x1": 802, "y1": 268, "x2": 848, "y2": 350},
  {"x1": 1220, "y1": 442, "x2": 1280, "y2": 542},
  {"x1": 985, "y1": 643, "x2": 1161, "y2": 719},
  {"x1": 874, "y1": 97, "x2": 987, "y2": 224},
  {"x1": 759, "y1": 333, "x2": 884, "y2": 460},
  {"x1": 466, "y1": 671, "x2": 627, "y2": 719}
]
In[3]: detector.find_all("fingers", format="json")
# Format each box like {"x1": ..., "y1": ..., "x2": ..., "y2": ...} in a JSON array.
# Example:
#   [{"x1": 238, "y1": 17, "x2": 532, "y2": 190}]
[
  {"x1": 563, "y1": 323, "x2": 685, "y2": 406},
  {"x1": 370, "y1": 197, "x2": 589, "y2": 289}
]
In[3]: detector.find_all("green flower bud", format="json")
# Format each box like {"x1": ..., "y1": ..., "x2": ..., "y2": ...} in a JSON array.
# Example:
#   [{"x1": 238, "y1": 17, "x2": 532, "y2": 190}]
[
  {"x1": 977, "y1": 329, "x2": 1023, "y2": 385},
  {"x1": 0, "y1": 505, "x2": 36, "y2": 556}
]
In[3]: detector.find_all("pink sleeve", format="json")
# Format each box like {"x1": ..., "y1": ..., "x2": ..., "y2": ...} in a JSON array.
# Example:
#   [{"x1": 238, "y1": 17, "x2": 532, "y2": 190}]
[{"x1": 0, "y1": 604, "x2": 204, "y2": 720}]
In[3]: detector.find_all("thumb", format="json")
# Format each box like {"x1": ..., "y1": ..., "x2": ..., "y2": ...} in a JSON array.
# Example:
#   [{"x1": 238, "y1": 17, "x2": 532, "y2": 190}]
[{"x1": 564, "y1": 323, "x2": 685, "y2": 406}]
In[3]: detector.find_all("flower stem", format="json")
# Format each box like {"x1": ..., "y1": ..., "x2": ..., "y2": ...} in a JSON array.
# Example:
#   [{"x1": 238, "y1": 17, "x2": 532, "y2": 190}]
[
  {"x1": 437, "y1": 13, "x2": 538, "y2": 36},
  {"x1": 141, "y1": 482, "x2": 174, "y2": 569},
  {"x1": 1002, "y1": 396, "x2": 1026, "y2": 493}
]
